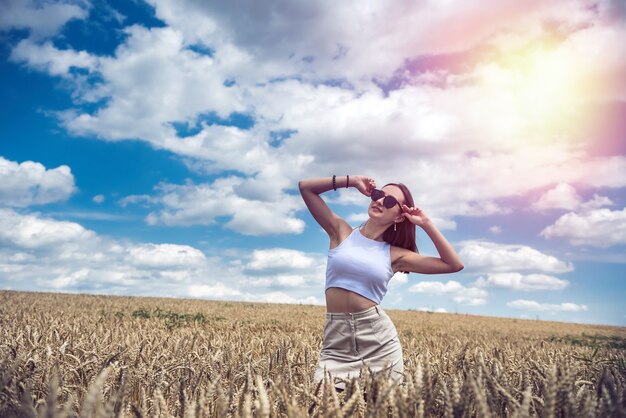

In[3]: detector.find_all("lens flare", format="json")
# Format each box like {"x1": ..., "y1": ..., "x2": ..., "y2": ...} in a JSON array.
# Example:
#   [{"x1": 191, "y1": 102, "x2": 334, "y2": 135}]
[{"x1": 477, "y1": 43, "x2": 595, "y2": 141}]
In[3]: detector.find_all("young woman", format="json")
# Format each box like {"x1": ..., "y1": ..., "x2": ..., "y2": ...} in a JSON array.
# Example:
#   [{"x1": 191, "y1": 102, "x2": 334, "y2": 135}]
[{"x1": 299, "y1": 175, "x2": 464, "y2": 389}]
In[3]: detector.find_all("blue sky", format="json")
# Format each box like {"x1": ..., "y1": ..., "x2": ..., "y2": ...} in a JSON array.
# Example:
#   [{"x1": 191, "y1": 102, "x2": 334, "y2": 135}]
[{"x1": 1, "y1": 0, "x2": 625, "y2": 326}]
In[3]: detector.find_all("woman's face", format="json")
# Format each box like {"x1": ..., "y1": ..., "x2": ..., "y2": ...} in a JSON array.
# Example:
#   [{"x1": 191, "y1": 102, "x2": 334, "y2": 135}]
[{"x1": 367, "y1": 185, "x2": 405, "y2": 221}]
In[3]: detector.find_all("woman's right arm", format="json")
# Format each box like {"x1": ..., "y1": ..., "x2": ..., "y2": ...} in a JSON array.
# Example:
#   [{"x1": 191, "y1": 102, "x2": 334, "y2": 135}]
[{"x1": 298, "y1": 176, "x2": 374, "y2": 245}]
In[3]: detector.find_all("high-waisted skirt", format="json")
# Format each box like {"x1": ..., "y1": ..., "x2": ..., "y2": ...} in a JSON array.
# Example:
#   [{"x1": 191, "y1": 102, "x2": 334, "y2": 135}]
[{"x1": 314, "y1": 305, "x2": 404, "y2": 389}]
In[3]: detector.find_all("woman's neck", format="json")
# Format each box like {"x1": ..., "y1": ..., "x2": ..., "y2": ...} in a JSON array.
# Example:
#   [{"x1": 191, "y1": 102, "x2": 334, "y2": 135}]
[{"x1": 359, "y1": 220, "x2": 388, "y2": 242}]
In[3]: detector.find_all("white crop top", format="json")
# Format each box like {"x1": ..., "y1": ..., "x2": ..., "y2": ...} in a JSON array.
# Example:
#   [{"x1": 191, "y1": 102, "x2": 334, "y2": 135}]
[{"x1": 325, "y1": 228, "x2": 394, "y2": 304}]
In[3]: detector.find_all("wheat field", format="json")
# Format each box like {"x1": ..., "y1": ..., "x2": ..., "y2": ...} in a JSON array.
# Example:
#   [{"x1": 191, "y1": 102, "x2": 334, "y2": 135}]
[{"x1": 0, "y1": 290, "x2": 624, "y2": 417}]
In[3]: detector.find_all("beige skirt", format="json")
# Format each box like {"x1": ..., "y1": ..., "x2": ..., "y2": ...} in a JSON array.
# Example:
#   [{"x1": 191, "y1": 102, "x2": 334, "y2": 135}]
[{"x1": 314, "y1": 305, "x2": 404, "y2": 388}]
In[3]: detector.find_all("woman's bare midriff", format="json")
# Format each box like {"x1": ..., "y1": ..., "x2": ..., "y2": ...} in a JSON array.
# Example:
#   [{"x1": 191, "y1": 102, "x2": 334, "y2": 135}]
[{"x1": 325, "y1": 287, "x2": 377, "y2": 313}]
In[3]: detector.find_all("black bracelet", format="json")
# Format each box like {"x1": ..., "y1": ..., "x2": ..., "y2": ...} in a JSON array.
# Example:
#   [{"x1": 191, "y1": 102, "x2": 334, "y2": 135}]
[
  {"x1": 332, "y1": 175, "x2": 337, "y2": 191},
  {"x1": 346, "y1": 175, "x2": 349, "y2": 188}
]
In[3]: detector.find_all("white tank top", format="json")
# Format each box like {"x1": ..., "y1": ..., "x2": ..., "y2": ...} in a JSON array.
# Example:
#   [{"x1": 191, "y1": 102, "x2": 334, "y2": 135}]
[{"x1": 325, "y1": 228, "x2": 394, "y2": 304}]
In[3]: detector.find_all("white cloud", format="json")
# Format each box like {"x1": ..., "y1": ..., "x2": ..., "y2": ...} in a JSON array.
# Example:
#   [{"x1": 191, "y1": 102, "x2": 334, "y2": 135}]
[
  {"x1": 347, "y1": 213, "x2": 368, "y2": 223},
  {"x1": 246, "y1": 248, "x2": 317, "y2": 271},
  {"x1": 0, "y1": 156, "x2": 76, "y2": 207},
  {"x1": 489, "y1": 226, "x2": 502, "y2": 234},
  {"x1": 62, "y1": 26, "x2": 245, "y2": 143},
  {"x1": 577, "y1": 156, "x2": 626, "y2": 189},
  {"x1": 188, "y1": 283, "x2": 242, "y2": 298},
  {"x1": 532, "y1": 183, "x2": 614, "y2": 212},
  {"x1": 474, "y1": 273, "x2": 569, "y2": 291},
  {"x1": 242, "y1": 249, "x2": 327, "y2": 289},
  {"x1": 532, "y1": 183, "x2": 581, "y2": 211},
  {"x1": 540, "y1": 207, "x2": 626, "y2": 247},
  {"x1": 92, "y1": 195, "x2": 105, "y2": 204},
  {"x1": 118, "y1": 194, "x2": 157, "y2": 208},
  {"x1": 46, "y1": 211, "x2": 128, "y2": 221},
  {"x1": 136, "y1": 177, "x2": 305, "y2": 235},
  {"x1": 579, "y1": 195, "x2": 614, "y2": 211},
  {"x1": 388, "y1": 272, "x2": 408, "y2": 288},
  {"x1": 0, "y1": 208, "x2": 94, "y2": 249},
  {"x1": 453, "y1": 287, "x2": 488, "y2": 306},
  {"x1": 416, "y1": 307, "x2": 447, "y2": 313},
  {"x1": 51, "y1": 268, "x2": 90, "y2": 289},
  {"x1": 10, "y1": 39, "x2": 98, "y2": 76},
  {"x1": 249, "y1": 275, "x2": 308, "y2": 288},
  {"x1": 0, "y1": 209, "x2": 328, "y2": 303},
  {"x1": 507, "y1": 299, "x2": 588, "y2": 312},
  {"x1": 0, "y1": 0, "x2": 89, "y2": 39},
  {"x1": 128, "y1": 244, "x2": 206, "y2": 269},
  {"x1": 225, "y1": 199, "x2": 306, "y2": 236},
  {"x1": 459, "y1": 241, "x2": 574, "y2": 273},
  {"x1": 409, "y1": 280, "x2": 464, "y2": 294},
  {"x1": 252, "y1": 292, "x2": 323, "y2": 305},
  {"x1": 409, "y1": 280, "x2": 487, "y2": 306}
]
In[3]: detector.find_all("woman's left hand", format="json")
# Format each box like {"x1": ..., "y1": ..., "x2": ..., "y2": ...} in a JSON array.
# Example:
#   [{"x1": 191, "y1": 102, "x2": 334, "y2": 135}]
[{"x1": 401, "y1": 205, "x2": 432, "y2": 228}]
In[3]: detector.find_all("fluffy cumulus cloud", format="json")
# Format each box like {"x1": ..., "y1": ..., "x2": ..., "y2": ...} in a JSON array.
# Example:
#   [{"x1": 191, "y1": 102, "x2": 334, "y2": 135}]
[
  {"x1": 474, "y1": 273, "x2": 569, "y2": 291},
  {"x1": 135, "y1": 177, "x2": 305, "y2": 235},
  {"x1": 459, "y1": 241, "x2": 574, "y2": 273},
  {"x1": 0, "y1": 156, "x2": 76, "y2": 207},
  {"x1": 388, "y1": 272, "x2": 408, "y2": 288},
  {"x1": 409, "y1": 280, "x2": 487, "y2": 306},
  {"x1": 5, "y1": 0, "x2": 626, "y2": 236},
  {"x1": 242, "y1": 248, "x2": 326, "y2": 289},
  {"x1": 0, "y1": 208, "x2": 94, "y2": 249},
  {"x1": 0, "y1": 0, "x2": 89, "y2": 39},
  {"x1": 0, "y1": 208, "x2": 211, "y2": 292},
  {"x1": 540, "y1": 207, "x2": 626, "y2": 247},
  {"x1": 246, "y1": 249, "x2": 318, "y2": 271},
  {"x1": 452, "y1": 288, "x2": 488, "y2": 306},
  {"x1": 0, "y1": 209, "x2": 324, "y2": 302},
  {"x1": 532, "y1": 183, "x2": 615, "y2": 212},
  {"x1": 10, "y1": 39, "x2": 98, "y2": 76},
  {"x1": 409, "y1": 281, "x2": 464, "y2": 295},
  {"x1": 63, "y1": 26, "x2": 246, "y2": 144},
  {"x1": 507, "y1": 299, "x2": 588, "y2": 313},
  {"x1": 532, "y1": 183, "x2": 582, "y2": 211}
]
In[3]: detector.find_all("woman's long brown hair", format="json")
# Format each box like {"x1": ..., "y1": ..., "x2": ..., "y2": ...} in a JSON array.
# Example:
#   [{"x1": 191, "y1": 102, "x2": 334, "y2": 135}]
[{"x1": 381, "y1": 183, "x2": 418, "y2": 258}]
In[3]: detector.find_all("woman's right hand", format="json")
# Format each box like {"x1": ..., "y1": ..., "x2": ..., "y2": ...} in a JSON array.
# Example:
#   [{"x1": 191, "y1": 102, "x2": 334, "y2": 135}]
[{"x1": 352, "y1": 176, "x2": 376, "y2": 197}]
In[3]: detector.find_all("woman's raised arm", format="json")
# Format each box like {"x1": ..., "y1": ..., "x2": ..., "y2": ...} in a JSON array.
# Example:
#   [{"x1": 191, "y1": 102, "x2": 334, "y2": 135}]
[{"x1": 298, "y1": 176, "x2": 374, "y2": 245}]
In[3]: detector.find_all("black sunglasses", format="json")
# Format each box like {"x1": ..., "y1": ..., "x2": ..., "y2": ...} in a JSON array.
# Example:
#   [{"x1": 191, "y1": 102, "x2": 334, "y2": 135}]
[{"x1": 371, "y1": 189, "x2": 402, "y2": 210}]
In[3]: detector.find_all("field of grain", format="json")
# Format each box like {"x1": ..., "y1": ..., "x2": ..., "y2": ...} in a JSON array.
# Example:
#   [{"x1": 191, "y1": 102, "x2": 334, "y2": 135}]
[{"x1": 0, "y1": 290, "x2": 624, "y2": 417}]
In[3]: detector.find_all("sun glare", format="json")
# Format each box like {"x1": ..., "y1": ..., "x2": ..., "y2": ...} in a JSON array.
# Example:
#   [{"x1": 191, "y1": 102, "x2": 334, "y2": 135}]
[{"x1": 479, "y1": 45, "x2": 584, "y2": 138}]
